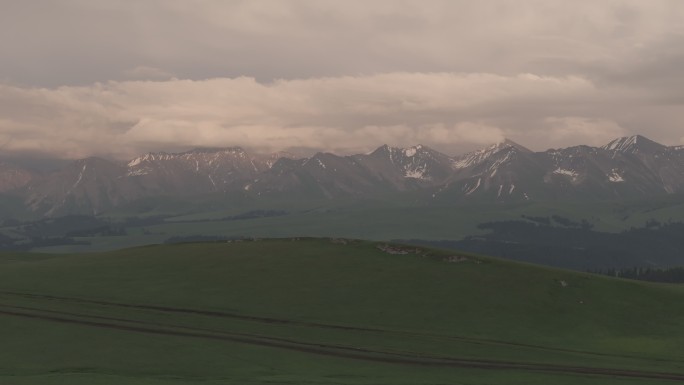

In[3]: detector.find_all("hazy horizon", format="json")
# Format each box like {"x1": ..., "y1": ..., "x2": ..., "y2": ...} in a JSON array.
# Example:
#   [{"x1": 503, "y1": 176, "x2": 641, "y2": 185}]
[{"x1": 2, "y1": 1, "x2": 684, "y2": 160}]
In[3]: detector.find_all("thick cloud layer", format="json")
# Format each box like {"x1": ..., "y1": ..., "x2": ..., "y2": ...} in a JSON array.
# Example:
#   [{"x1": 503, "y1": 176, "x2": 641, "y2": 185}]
[{"x1": 1, "y1": 1, "x2": 683, "y2": 159}]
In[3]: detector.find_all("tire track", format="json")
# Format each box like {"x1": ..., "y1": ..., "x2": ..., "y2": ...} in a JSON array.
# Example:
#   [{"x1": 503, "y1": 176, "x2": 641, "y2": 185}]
[
  {"x1": 1, "y1": 290, "x2": 680, "y2": 365},
  {"x1": 0, "y1": 290, "x2": 377, "y2": 331},
  {"x1": 2, "y1": 306, "x2": 684, "y2": 382},
  {"x1": 0, "y1": 303, "x2": 429, "y2": 359}
]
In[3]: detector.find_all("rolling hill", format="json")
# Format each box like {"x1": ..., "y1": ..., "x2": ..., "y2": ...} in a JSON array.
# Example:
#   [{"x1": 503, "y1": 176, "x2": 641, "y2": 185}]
[{"x1": 1, "y1": 239, "x2": 684, "y2": 384}]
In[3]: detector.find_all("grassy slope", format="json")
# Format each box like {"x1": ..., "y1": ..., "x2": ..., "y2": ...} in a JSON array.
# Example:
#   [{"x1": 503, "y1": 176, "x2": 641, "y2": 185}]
[{"x1": 1, "y1": 239, "x2": 684, "y2": 384}]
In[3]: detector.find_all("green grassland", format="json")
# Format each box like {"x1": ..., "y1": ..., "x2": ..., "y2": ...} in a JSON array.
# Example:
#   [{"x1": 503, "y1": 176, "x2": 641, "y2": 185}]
[{"x1": 1, "y1": 239, "x2": 684, "y2": 384}]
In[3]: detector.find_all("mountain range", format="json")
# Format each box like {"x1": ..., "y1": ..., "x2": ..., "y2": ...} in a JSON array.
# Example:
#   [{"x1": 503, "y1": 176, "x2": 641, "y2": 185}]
[{"x1": 3, "y1": 135, "x2": 684, "y2": 216}]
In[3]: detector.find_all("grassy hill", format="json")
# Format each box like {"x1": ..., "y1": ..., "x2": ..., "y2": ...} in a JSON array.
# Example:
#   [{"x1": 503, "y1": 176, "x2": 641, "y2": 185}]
[{"x1": 1, "y1": 239, "x2": 684, "y2": 384}]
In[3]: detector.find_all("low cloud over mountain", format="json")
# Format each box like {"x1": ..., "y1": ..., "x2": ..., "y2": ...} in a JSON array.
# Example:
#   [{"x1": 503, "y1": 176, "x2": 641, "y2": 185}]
[{"x1": 1, "y1": 1, "x2": 684, "y2": 159}]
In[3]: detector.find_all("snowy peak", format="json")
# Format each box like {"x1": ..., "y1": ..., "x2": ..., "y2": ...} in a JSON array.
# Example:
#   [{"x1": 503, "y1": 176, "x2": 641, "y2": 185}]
[
  {"x1": 498, "y1": 139, "x2": 533, "y2": 153},
  {"x1": 452, "y1": 139, "x2": 529, "y2": 169},
  {"x1": 127, "y1": 147, "x2": 248, "y2": 167},
  {"x1": 127, "y1": 152, "x2": 171, "y2": 167},
  {"x1": 403, "y1": 144, "x2": 424, "y2": 157},
  {"x1": 302, "y1": 152, "x2": 337, "y2": 170},
  {"x1": 368, "y1": 144, "x2": 399, "y2": 161},
  {"x1": 14, "y1": 134, "x2": 684, "y2": 216},
  {"x1": 601, "y1": 135, "x2": 665, "y2": 154},
  {"x1": 363, "y1": 144, "x2": 453, "y2": 181},
  {"x1": 371, "y1": 144, "x2": 434, "y2": 158},
  {"x1": 126, "y1": 147, "x2": 263, "y2": 175},
  {"x1": 602, "y1": 135, "x2": 638, "y2": 152},
  {"x1": 393, "y1": 145, "x2": 452, "y2": 180}
]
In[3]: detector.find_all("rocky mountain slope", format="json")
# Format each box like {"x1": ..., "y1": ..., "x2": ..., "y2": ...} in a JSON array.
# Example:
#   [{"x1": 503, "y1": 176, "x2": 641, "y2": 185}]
[
  {"x1": 0, "y1": 162, "x2": 34, "y2": 192},
  {"x1": 3, "y1": 135, "x2": 684, "y2": 216}
]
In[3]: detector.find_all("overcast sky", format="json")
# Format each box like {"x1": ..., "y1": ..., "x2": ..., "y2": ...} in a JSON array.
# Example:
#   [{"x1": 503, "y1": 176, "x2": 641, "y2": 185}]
[{"x1": 1, "y1": 0, "x2": 684, "y2": 159}]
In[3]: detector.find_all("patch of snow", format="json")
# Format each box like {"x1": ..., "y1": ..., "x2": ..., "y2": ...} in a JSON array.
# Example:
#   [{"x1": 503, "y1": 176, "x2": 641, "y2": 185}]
[
  {"x1": 208, "y1": 174, "x2": 216, "y2": 187},
  {"x1": 602, "y1": 136, "x2": 638, "y2": 152},
  {"x1": 317, "y1": 159, "x2": 327, "y2": 169},
  {"x1": 128, "y1": 157, "x2": 144, "y2": 167},
  {"x1": 404, "y1": 167, "x2": 426, "y2": 179},
  {"x1": 486, "y1": 152, "x2": 511, "y2": 175},
  {"x1": 157, "y1": 154, "x2": 173, "y2": 161},
  {"x1": 126, "y1": 169, "x2": 149, "y2": 177},
  {"x1": 452, "y1": 158, "x2": 472, "y2": 169},
  {"x1": 385, "y1": 147, "x2": 398, "y2": 164},
  {"x1": 71, "y1": 164, "x2": 86, "y2": 190},
  {"x1": 608, "y1": 169, "x2": 625, "y2": 183},
  {"x1": 497, "y1": 184, "x2": 503, "y2": 198},
  {"x1": 404, "y1": 147, "x2": 417, "y2": 157},
  {"x1": 209, "y1": 153, "x2": 219, "y2": 166},
  {"x1": 509, "y1": 184, "x2": 515, "y2": 194},
  {"x1": 553, "y1": 167, "x2": 578, "y2": 179},
  {"x1": 523, "y1": 192, "x2": 530, "y2": 200},
  {"x1": 453, "y1": 142, "x2": 514, "y2": 170},
  {"x1": 128, "y1": 152, "x2": 176, "y2": 166},
  {"x1": 465, "y1": 178, "x2": 481, "y2": 195}
]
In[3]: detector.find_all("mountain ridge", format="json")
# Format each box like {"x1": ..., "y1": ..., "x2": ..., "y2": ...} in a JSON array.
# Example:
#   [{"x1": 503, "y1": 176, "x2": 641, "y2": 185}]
[{"x1": 3, "y1": 135, "x2": 684, "y2": 216}]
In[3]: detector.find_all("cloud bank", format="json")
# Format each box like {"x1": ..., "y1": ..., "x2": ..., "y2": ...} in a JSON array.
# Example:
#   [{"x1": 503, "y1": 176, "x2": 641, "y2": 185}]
[
  {"x1": 1, "y1": 1, "x2": 683, "y2": 158},
  {"x1": 0, "y1": 72, "x2": 644, "y2": 159}
]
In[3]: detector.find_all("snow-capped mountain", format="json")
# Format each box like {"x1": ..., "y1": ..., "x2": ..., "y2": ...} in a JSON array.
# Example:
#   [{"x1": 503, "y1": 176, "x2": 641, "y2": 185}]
[
  {"x1": 244, "y1": 144, "x2": 455, "y2": 199},
  {"x1": 361, "y1": 144, "x2": 455, "y2": 182},
  {"x1": 125, "y1": 147, "x2": 268, "y2": 195},
  {"x1": 601, "y1": 135, "x2": 666, "y2": 155},
  {"x1": 436, "y1": 139, "x2": 540, "y2": 201},
  {"x1": 21, "y1": 148, "x2": 284, "y2": 215},
  {"x1": 433, "y1": 135, "x2": 684, "y2": 202},
  {"x1": 5, "y1": 135, "x2": 684, "y2": 216}
]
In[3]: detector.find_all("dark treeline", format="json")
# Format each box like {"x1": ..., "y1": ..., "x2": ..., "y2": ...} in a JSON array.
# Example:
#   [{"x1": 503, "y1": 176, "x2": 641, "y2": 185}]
[
  {"x1": 0, "y1": 236, "x2": 90, "y2": 251},
  {"x1": 0, "y1": 215, "x2": 122, "y2": 250},
  {"x1": 168, "y1": 210, "x2": 289, "y2": 223},
  {"x1": 164, "y1": 235, "x2": 251, "y2": 244},
  {"x1": 5, "y1": 215, "x2": 128, "y2": 238},
  {"x1": 521, "y1": 214, "x2": 593, "y2": 229},
  {"x1": 0, "y1": 210, "x2": 288, "y2": 251},
  {"x1": 400, "y1": 217, "x2": 684, "y2": 271},
  {"x1": 593, "y1": 266, "x2": 684, "y2": 283}
]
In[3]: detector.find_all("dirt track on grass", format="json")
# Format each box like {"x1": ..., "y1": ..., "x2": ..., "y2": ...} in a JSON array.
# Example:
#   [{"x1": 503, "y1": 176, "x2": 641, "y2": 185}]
[
  {"x1": 1, "y1": 290, "x2": 680, "y2": 365},
  {"x1": 2, "y1": 304, "x2": 684, "y2": 382}
]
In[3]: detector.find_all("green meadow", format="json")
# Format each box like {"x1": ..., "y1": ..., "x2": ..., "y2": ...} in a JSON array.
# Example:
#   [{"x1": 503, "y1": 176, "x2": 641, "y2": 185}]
[{"x1": 1, "y1": 239, "x2": 684, "y2": 384}]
